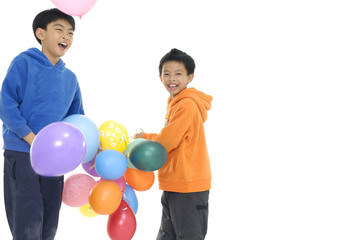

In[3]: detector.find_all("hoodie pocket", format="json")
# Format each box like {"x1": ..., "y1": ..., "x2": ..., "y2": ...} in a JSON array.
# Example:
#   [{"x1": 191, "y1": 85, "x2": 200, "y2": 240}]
[{"x1": 28, "y1": 112, "x2": 64, "y2": 133}]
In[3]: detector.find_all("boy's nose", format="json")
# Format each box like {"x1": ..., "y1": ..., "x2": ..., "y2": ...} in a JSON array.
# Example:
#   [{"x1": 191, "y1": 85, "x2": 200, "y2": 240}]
[{"x1": 62, "y1": 34, "x2": 69, "y2": 40}]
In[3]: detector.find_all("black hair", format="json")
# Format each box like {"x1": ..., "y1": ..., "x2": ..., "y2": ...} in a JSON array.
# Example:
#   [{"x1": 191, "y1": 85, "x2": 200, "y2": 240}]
[
  {"x1": 32, "y1": 8, "x2": 75, "y2": 44},
  {"x1": 159, "y1": 48, "x2": 196, "y2": 75}
]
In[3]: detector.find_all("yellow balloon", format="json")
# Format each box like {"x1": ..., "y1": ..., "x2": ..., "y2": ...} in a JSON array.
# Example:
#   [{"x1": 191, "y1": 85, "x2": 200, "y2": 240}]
[
  {"x1": 79, "y1": 203, "x2": 98, "y2": 218},
  {"x1": 99, "y1": 120, "x2": 129, "y2": 153}
]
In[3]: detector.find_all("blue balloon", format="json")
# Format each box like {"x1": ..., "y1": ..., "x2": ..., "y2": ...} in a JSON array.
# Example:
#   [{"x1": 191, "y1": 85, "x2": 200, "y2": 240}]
[
  {"x1": 63, "y1": 114, "x2": 100, "y2": 163},
  {"x1": 95, "y1": 150, "x2": 127, "y2": 180},
  {"x1": 124, "y1": 184, "x2": 138, "y2": 215}
]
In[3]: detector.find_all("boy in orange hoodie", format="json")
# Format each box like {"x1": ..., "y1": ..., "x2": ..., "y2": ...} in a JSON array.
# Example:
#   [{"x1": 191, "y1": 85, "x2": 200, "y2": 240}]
[{"x1": 135, "y1": 48, "x2": 212, "y2": 240}]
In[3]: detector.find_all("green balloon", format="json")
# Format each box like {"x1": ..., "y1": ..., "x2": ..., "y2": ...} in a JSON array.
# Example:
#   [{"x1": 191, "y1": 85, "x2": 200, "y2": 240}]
[
  {"x1": 130, "y1": 141, "x2": 167, "y2": 171},
  {"x1": 124, "y1": 138, "x2": 147, "y2": 169}
]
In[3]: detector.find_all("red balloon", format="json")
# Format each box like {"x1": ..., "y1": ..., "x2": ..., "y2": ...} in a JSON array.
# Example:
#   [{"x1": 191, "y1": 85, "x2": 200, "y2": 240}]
[{"x1": 107, "y1": 201, "x2": 137, "y2": 240}]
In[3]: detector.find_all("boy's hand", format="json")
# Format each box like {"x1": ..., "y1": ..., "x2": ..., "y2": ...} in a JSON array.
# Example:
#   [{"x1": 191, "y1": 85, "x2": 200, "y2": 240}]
[
  {"x1": 23, "y1": 132, "x2": 36, "y2": 146},
  {"x1": 134, "y1": 128, "x2": 145, "y2": 139}
]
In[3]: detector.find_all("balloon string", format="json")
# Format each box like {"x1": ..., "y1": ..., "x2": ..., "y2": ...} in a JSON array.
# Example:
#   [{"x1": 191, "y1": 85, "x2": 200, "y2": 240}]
[
  {"x1": 88, "y1": 145, "x2": 101, "y2": 170},
  {"x1": 121, "y1": 190, "x2": 130, "y2": 211},
  {"x1": 122, "y1": 136, "x2": 128, "y2": 148},
  {"x1": 89, "y1": 161, "x2": 95, "y2": 170}
]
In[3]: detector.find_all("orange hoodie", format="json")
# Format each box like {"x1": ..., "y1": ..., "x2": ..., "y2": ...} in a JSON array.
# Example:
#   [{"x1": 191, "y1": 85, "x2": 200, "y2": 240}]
[{"x1": 143, "y1": 88, "x2": 212, "y2": 193}]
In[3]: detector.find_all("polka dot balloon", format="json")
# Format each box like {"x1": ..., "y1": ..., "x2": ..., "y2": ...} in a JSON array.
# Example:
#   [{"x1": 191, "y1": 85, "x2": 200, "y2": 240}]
[{"x1": 99, "y1": 120, "x2": 129, "y2": 153}]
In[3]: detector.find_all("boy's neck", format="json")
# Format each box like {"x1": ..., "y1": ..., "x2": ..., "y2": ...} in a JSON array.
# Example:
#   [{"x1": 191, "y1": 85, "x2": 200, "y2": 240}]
[{"x1": 42, "y1": 49, "x2": 60, "y2": 66}]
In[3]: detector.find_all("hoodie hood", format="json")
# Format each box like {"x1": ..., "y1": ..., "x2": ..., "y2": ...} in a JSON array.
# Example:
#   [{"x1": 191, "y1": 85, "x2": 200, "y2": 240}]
[
  {"x1": 23, "y1": 48, "x2": 65, "y2": 70},
  {"x1": 169, "y1": 88, "x2": 212, "y2": 122}
]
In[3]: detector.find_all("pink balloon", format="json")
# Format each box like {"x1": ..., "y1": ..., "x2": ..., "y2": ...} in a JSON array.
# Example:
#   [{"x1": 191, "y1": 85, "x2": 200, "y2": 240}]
[
  {"x1": 114, "y1": 176, "x2": 126, "y2": 193},
  {"x1": 51, "y1": 0, "x2": 97, "y2": 18},
  {"x1": 63, "y1": 173, "x2": 96, "y2": 207},
  {"x1": 98, "y1": 176, "x2": 126, "y2": 193}
]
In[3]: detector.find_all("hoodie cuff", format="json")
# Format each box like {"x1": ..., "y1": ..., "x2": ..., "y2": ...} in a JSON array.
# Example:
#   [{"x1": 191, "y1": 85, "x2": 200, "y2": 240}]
[
  {"x1": 142, "y1": 133, "x2": 150, "y2": 140},
  {"x1": 14, "y1": 125, "x2": 32, "y2": 139}
]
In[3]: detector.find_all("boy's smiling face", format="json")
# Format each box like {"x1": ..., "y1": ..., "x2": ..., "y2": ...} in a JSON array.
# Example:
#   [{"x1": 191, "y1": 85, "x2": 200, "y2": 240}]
[
  {"x1": 160, "y1": 61, "x2": 194, "y2": 99},
  {"x1": 35, "y1": 19, "x2": 74, "y2": 65}
]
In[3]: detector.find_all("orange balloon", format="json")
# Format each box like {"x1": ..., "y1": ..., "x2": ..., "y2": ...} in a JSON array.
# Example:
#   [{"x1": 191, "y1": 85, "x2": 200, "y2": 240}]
[
  {"x1": 124, "y1": 168, "x2": 155, "y2": 191},
  {"x1": 89, "y1": 181, "x2": 122, "y2": 215}
]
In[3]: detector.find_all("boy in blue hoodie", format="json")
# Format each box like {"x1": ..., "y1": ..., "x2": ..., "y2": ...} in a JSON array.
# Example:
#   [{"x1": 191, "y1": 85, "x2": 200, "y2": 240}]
[{"x1": 0, "y1": 9, "x2": 84, "y2": 240}]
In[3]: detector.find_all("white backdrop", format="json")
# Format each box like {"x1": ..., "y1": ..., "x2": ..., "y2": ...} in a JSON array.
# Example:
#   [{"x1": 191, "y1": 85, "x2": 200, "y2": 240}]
[{"x1": 0, "y1": 0, "x2": 361, "y2": 239}]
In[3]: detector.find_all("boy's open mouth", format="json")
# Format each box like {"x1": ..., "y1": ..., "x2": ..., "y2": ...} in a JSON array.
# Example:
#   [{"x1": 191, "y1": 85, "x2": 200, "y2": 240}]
[
  {"x1": 58, "y1": 42, "x2": 68, "y2": 50},
  {"x1": 168, "y1": 84, "x2": 178, "y2": 91}
]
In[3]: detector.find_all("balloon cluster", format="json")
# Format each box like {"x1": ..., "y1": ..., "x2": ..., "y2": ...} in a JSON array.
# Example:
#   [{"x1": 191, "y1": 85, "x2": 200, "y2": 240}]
[{"x1": 30, "y1": 116, "x2": 167, "y2": 240}]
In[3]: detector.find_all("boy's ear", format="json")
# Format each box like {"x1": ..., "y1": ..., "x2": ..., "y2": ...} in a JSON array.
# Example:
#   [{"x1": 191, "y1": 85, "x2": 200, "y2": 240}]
[
  {"x1": 35, "y1": 28, "x2": 46, "y2": 42},
  {"x1": 187, "y1": 73, "x2": 194, "y2": 84}
]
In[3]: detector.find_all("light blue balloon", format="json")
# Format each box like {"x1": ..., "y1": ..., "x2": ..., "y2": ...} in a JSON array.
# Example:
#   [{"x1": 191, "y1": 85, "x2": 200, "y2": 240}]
[
  {"x1": 95, "y1": 150, "x2": 127, "y2": 180},
  {"x1": 63, "y1": 114, "x2": 100, "y2": 163},
  {"x1": 124, "y1": 184, "x2": 138, "y2": 214}
]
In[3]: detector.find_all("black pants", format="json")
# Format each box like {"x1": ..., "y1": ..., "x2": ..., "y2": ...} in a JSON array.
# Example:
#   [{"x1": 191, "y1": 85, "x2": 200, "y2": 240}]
[
  {"x1": 157, "y1": 190, "x2": 209, "y2": 240},
  {"x1": 3, "y1": 150, "x2": 64, "y2": 240}
]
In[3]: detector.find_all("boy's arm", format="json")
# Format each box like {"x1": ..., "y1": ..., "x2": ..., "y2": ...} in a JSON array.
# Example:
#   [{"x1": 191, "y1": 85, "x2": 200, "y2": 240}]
[
  {"x1": 134, "y1": 130, "x2": 158, "y2": 140},
  {"x1": 141, "y1": 132, "x2": 158, "y2": 141},
  {"x1": 66, "y1": 83, "x2": 84, "y2": 116},
  {"x1": 152, "y1": 99, "x2": 195, "y2": 153},
  {"x1": 0, "y1": 58, "x2": 32, "y2": 140}
]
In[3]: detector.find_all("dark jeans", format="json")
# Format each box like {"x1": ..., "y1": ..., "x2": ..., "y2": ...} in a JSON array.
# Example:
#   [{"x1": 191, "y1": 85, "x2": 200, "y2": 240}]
[
  {"x1": 3, "y1": 150, "x2": 64, "y2": 240},
  {"x1": 157, "y1": 190, "x2": 209, "y2": 240}
]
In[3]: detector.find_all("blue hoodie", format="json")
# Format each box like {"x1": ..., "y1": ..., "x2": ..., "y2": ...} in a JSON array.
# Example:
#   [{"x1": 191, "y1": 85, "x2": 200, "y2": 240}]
[{"x1": 0, "y1": 48, "x2": 84, "y2": 153}]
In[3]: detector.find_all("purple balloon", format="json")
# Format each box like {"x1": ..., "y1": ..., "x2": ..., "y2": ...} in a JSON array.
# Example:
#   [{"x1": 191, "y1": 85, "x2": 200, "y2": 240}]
[
  {"x1": 82, "y1": 157, "x2": 99, "y2": 177},
  {"x1": 30, "y1": 122, "x2": 86, "y2": 176}
]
